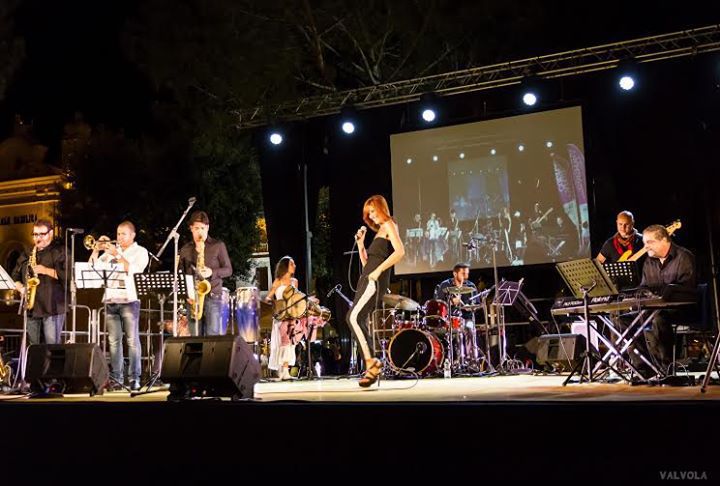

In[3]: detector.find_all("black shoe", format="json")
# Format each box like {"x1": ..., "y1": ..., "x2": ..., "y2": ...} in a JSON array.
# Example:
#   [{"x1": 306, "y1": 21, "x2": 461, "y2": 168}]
[{"x1": 130, "y1": 380, "x2": 142, "y2": 392}]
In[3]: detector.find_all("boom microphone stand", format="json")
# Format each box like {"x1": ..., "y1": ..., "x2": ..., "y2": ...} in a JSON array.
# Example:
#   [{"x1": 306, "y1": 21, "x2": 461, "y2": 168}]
[{"x1": 152, "y1": 196, "x2": 196, "y2": 337}]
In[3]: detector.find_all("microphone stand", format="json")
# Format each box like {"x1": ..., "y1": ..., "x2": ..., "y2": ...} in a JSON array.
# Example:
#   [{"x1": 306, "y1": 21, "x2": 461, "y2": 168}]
[
  {"x1": 327, "y1": 283, "x2": 359, "y2": 376},
  {"x1": 153, "y1": 197, "x2": 196, "y2": 337}
]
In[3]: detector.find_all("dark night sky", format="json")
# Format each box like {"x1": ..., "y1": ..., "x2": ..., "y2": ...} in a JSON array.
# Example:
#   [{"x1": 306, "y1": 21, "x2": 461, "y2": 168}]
[{"x1": 2, "y1": 0, "x2": 718, "y2": 149}]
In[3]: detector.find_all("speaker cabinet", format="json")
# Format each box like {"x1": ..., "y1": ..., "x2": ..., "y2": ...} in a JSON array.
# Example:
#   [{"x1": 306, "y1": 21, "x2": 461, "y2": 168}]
[
  {"x1": 161, "y1": 335, "x2": 260, "y2": 400},
  {"x1": 536, "y1": 334, "x2": 586, "y2": 368},
  {"x1": 25, "y1": 343, "x2": 109, "y2": 396}
]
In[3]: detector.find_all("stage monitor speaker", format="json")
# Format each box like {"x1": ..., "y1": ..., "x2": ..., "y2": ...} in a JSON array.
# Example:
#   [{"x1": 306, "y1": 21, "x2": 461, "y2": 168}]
[
  {"x1": 25, "y1": 343, "x2": 109, "y2": 396},
  {"x1": 161, "y1": 335, "x2": 260, "y2": 400},
  {"x1": 536, "y1": 334, "x2": 585, "y2": 368}
]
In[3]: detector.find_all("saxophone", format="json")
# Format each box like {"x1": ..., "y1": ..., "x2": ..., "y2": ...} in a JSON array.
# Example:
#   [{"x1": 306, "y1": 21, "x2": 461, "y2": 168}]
[
  {"x1": 25, "y1": 246, "x2": 40, "y2": 311},
  {"x1": 190, "y1": 239, "x2": 211, "y2": 320}
]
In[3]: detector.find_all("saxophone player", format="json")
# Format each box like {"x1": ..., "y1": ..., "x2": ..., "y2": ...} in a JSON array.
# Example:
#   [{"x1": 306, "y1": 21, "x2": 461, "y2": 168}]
[
  {"x1": 178, "y1": 211, "x2": 232, "y2": 336},
  {"x1": 11, "y1": 219, "x2": 67, "y2": 345},
  {"x1": 89, "y1": 221, "x2": 149, "y2": 391}
]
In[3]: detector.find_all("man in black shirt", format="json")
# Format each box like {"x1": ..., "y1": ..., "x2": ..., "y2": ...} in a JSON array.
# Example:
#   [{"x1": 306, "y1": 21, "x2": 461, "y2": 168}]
[
  {"x1": 11, "y1": 219, "x2": 67, "y2": 345},
  {"x1": 620, "y1": 224, "x2": 696, "y2": 377},
  {"x1": 597, "y1": 210, "x2": 643, "y2": 264},
  {"x1": 434, "y1": 262, "x2": 479, "y2": 362},
  {"x1": 178, "y1": 211, "x2": 233, "y2": 336}
]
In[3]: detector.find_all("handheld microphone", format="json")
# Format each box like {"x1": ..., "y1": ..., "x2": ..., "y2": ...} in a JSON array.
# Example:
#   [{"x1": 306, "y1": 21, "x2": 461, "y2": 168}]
[
  {"x1": 67, "y1": 228, "x2": 85, "y2": 234},
  {"x1": 188, "y1": 196, "x2": 197, "y2": 205}
]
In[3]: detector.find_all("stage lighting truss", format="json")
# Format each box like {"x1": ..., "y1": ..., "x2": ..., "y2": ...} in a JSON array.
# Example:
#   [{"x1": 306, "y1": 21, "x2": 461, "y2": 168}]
[{"x1": 235, "y1": 25, "x2": 720, "y2": 129}]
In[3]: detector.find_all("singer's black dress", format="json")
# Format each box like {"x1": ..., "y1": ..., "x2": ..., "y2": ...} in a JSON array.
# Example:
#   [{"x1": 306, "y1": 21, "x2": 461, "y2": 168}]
[{"x1": 347, "y1": 237, "x2": 392, "y2": 359}]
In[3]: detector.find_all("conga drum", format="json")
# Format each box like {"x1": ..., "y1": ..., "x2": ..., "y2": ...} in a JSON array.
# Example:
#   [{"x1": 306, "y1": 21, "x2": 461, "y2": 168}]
[{"x1": 235, "y1": 287, "x2": 260, "y2": 343}]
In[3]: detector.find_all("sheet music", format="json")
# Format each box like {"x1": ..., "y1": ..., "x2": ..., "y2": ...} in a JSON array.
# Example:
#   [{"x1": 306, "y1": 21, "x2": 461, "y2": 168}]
[{"x1": 0, "y1": 264, "x2": 15, "y2": 290}]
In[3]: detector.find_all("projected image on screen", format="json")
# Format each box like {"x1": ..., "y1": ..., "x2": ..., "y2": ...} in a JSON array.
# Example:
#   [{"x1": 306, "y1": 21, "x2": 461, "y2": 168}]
[{"x1": 390, "y1": 106, "x2": 589, "y2": 275}]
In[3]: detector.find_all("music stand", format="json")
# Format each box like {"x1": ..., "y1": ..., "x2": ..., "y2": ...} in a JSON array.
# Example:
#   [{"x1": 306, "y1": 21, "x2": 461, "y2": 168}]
[
  {"x1": 555, "y1": 259, "x2": 624, "y2": 384},
  {"x1": 131, "y1": 272, "x2": 191, "y2": 395},
  {"x1": 491, "y1": 280, "x2": 523, "y2": 367},
  {"x1": 0, "y1": 265, "x2": 22, "y2": 389},
  {"x1": 602, "y1": 261, "x2": 640, "y2": 290}
]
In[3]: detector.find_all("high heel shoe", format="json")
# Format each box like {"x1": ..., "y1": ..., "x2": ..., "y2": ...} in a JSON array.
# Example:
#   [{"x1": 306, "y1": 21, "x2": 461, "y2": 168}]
[{"x1": 359, "y1": 358, "x2": 382, "y2": 388}]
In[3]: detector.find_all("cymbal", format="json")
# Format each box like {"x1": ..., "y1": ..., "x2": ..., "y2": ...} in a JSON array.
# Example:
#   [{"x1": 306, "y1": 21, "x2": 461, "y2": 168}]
[
  {"x1": 382, "y1": 294, "x2": 420, "y2": 311},
  {"x1": 444, "y1": 286, "x2": 475, "y2": 295}
]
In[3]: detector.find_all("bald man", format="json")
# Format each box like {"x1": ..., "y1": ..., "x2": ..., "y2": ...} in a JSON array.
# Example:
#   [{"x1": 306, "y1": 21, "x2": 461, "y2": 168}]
[{"x1": 596, "y1": 210, "x2": 644, "y2": 264}]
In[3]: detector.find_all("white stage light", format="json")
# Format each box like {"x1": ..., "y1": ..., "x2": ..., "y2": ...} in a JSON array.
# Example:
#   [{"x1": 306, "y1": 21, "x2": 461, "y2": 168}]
[
  {"x1": 490, "y1": 149, "x2": 496, "y2": 155},
  {"x1": 522, "y1": 92, "x2": 537, "y2": 106},
  {"x1": 269, "y1": 132, "x2": 283, "y2": 145},
  {"x1": 341, "y1": 121, "x2": 355, "y2": 134},
  {"x1": 422, "y1": 108, "x2": 436, "y2": 122},
  {"x1": 619, "y1": 75, "x2": 635, "y2": 91},
  {"x1": 518, "y1": 144, "x2": 525, "y2": 152}
]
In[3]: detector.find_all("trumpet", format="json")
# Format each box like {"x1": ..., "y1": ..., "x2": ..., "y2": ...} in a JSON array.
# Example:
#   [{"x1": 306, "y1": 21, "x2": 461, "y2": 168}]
[{"x1": 83, "y1": 235, "x2": 118, "y2": 252}]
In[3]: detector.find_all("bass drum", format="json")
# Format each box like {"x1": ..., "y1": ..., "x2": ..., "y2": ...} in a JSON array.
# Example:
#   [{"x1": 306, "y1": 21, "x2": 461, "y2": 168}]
[{"x1": 388, "y1": 329, "x2": 444, "y2": 375}]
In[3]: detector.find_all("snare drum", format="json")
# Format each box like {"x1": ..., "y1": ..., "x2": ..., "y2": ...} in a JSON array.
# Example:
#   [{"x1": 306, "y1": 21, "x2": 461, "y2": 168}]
[
  {"x1": 388, "y1": 328, "x2": 444, "y2": 375},
  {"x1": 422, "y1": 299, "x2": 449, "y2": 329}
]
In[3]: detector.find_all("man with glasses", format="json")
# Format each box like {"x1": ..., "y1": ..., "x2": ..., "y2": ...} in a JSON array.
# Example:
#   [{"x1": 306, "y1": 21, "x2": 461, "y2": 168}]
[{"x1": 11, "y1": 219, "x2": 67, "y2": 345}]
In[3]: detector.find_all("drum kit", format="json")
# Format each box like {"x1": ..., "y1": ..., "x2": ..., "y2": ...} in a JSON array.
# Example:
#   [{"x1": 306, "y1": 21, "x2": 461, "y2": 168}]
[{"x1": 380, "y1": 285, "x2": 493, "y2": 377}]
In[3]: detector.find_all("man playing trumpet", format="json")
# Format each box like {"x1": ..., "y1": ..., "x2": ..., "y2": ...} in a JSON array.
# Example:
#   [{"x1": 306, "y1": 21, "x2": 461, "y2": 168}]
[
  {"x1": 89, "y1": 221, "x2": 149, "y2": 391},
  {"x1": 178, "y1": 211, "x2": 232, "y2": 336},
  {"x1": 11, "y1": 219, "x2": 67, "y2": 345}
]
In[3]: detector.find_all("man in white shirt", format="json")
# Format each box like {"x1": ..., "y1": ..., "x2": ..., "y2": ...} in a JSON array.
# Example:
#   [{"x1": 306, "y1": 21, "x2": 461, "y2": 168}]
[{"x1": 90, "y1": 221, "x2": 149, "y2": 391}]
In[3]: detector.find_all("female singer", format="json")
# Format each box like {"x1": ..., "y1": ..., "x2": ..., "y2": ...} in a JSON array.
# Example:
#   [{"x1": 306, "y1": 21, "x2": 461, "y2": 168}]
[{"x1": 348, "y1": 195, "x2": 405, "y2": 387}]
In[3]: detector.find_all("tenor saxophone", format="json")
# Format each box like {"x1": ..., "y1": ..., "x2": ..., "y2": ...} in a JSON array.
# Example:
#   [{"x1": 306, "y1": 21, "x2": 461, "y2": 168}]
[
  {"x1": 25, "y1": 246, "x2": 40, "y2": 311},
  {"x1": 190, "y1": 239, "x2": 211, "y2": 320}
]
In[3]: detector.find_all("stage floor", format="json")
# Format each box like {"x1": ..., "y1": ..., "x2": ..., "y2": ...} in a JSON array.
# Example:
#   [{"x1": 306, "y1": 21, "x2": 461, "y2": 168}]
[{"x1": 2, "y1": 373, "x2": 720, "y2": 403}]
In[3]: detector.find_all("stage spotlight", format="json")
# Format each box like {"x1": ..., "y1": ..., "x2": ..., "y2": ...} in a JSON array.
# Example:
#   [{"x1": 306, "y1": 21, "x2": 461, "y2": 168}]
[
  {"x1": 269, "y1": 132, "x2": 283, "y2": 145},
  {"x1": 619, "y1": 75, "x2": 635, "y2": 91},
  {"x1": 339, "y1": 105, "x2": 358, "y2": 135},
  {"x1": 522, "y1": 92, "x2": 537, "y2": 106},
  {"x1": 490, "y1": 149, "x2": 497, "y2": 155},
  {"x1": 422, "y1": 109, "x2": 436, "y2": 122},
  {"x1": 406, "y1": 158, "x2": 413, "y2": 165},
  {"x1": 546, "y1": 141, "x2": 553, "y2": 148},
  {"x1": 459, "y1": 152, "x2": 465, "y2": 159},
  {"x1": 419, "y1": 92, "x2": 440, "y2": 124},
  {"x1": 341, "y1": 121, "x2": 355, "y2": 134},
  {"x1": 518, "y1": 144, "x2": 525, "y2": 152},
  {"x1": 432, "y1": 155, "x2": 438, "y2": 162}
]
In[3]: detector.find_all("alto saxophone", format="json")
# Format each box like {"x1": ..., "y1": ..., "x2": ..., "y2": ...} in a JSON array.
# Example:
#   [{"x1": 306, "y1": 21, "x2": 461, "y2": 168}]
[
  {"x1": 25, "y1": 246, "x2": 40, "y2": 311},
  {"x1": 191, "y1": 239, "x2": 211, "y2": 320}
]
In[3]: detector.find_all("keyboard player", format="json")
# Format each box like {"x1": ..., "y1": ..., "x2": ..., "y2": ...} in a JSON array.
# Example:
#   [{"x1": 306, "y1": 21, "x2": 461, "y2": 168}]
[{"x1": 617, "y1": 224, "x2": 696, "y2": 378}]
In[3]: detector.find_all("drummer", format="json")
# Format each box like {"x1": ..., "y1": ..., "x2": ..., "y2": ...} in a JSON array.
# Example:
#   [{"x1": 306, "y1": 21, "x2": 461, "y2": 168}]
[{"x1": 433, "y1": 262, "x2": 478, "y2": 325}]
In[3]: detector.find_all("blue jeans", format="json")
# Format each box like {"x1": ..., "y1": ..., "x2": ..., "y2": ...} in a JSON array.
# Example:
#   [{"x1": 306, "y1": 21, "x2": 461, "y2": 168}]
[
  {"x1": 106, "y1": 302, "x2": 141, "y2": 382},
  {"x1": 191, "y1": 297, "x2": 222, "y2": 336},
  {"x1": 27, "y1": 314, "x2": 65, "y2": 345}
]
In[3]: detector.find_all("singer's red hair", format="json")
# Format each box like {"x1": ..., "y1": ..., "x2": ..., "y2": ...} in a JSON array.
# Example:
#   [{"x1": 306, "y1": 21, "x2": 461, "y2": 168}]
[{"x1": 363, "y1": 195, "x2": 393, "y2": 232}]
